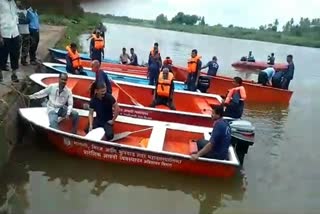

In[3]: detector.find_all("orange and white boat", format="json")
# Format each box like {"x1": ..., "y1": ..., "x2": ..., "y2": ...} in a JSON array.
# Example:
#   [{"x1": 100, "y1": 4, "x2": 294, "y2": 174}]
[
  {"x1": 172, "y1": 65, "x2": 293, "y2": 104},
  {"x1": 19, "y1": 107, "x2": 242, "y2": 178},
  {"x1": 29, "y1": 73, "x2": 255, "y2": 145},
  {"x1": 56, "y1": 58, "x2": 148, "y2": 77},
  {"x1": 231, "y1": 61, "x2": 288, "y2": 71}
]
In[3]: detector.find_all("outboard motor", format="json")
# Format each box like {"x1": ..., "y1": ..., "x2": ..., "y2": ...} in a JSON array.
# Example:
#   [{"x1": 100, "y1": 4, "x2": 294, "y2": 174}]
[
  {"x1": 229, "y1": 119, "x2": 255, "y2": 166},
  {"x1": 197, "y1": 76, "x2": 211, "y2": 93}
]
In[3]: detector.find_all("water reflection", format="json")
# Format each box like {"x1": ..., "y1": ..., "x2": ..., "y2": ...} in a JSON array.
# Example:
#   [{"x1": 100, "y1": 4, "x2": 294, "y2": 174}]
[{"x1": 0, "y1": 132, "x2": 245, "y2": 214}]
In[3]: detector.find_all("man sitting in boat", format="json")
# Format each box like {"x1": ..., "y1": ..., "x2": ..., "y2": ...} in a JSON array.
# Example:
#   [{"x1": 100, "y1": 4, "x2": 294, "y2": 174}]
[
  {"x1": 161, "y1": 56, "x2": 173, "y2": 73},
  {"x1": 28, "y1": 73, "x2": 79, "y2": 134},
  {"x1": 65, "y1": 43, "x2": 86, "y2": 76},
  {"x1": 223, "y1": 77, "x2": 246, "y2": 119},
  {"x1": 186, "y1": 49, "x2": 202, "y2": 91},
  {"x1": 90, "y1": 30, "x2": 105, "y2": 63},
  {"x1": 87, "y1": 81, "x2": 120, "y2": 140},
  {"x1": 129, "y1": 48, "x2": 138, "y2": 66},
  {"x1": 91, "y1": 60, "x2": 112, "y2": 96},
  {"x1": 247, "y1": 51, "x2": 255, "y2": 62},
  {"x1": 267, "y1": 53, "x2": 275, "y2": 65},
  {"x1": 201, "y1": 56, "x2": 219, "y2": 76},
  {"x1": 149, "y1": 68, "x2": 176, "y2": 110},
  {"x1": 191, "y1": 105, "x2": 231, "y2": 160},
  {"x1": 257, "y1": 66, "x2": 275, "y2": 86},
  {"x1": 120, "y1": 47, "x2": 130, "y2": 64}
]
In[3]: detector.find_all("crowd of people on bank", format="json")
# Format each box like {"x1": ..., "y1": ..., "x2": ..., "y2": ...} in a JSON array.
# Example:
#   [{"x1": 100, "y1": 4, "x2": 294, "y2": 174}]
[{"x1": 0, "y1": 0, "x2": 40, "y2": 82}]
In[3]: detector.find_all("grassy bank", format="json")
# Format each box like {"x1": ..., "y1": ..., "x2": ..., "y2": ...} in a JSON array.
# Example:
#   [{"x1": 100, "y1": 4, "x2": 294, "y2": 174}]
[
  {"x1": 40, "y1": 13, "x2": 102, "y2": 51},
  {"x1": 97, "y1": 13, "x2": 320, "y2": 48}
]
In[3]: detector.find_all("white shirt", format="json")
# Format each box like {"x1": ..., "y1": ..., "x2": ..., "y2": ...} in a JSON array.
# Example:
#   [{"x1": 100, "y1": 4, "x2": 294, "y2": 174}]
[
  {"x1": 29, "y1": 84, "x2": 74, "y2": 115},
  {"x1": 262, "y1": 67, "x2": 276, "y2": 81},
  {"x1": 0, "y1": 0, "x2": 20, "y2": 38},
  {"x1": 17, "y1": 9, "x2": 29, "y2": 35}
]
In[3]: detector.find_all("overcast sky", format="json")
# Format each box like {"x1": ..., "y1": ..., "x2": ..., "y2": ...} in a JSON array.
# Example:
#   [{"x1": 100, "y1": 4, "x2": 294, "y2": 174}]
[{"x1": 81, "y1": 0, "x2": 320, "y2": 28}]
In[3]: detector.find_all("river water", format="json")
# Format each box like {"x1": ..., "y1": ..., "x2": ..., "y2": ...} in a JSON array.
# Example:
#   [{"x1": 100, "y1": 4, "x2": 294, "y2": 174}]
[{"x1": 1, "y1": 8, "x2": 320, "y2": 214}]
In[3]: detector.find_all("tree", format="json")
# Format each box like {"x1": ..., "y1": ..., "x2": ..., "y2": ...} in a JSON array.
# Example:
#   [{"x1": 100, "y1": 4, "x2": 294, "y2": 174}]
[
  {"x1": 199, "y1": 16, "x2": 206, "y2": 25},
  {"x1": 155, "y1": 14, "x2": 168, "y2": 25},
  {"x1": 171, "y1": 12, "x2": 185, "y2": 24}
]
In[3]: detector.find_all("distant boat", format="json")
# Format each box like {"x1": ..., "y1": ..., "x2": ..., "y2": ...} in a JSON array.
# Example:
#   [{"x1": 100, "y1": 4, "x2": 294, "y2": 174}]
[{"x1": 231, "y1": 61, "x2": 288, "y2": 71}]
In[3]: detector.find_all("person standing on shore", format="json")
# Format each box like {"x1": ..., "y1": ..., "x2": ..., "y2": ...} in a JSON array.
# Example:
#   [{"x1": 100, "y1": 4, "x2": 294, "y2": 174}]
[
  {"x1": 27, "y1": 5, "x2": 40, "y2": 65},
  {"x1": 17, "y1": 1, "x2": 30, "y2": 66},
  {"x1": 0, "y1": 0, "x2": 21, "y2": 82},
  {"x1": 90, "y1": 30, "x2": 105, "y2": 63}
]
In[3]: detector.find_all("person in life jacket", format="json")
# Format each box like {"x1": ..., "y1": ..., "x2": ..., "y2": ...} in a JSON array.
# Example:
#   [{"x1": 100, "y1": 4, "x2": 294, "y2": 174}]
[
  {"x1": 66, "y1": 43, "x2": 86, "y2": 76},
  {"x1": 90, "y1": 30, "x2": 105, "y2": 63},
  {"x1": 161, "y1": 56, "x2": 173, "y2": 73},
  {"x1": 149, "y1": 42, "x2": 160, "y2": 57},
  {"x1": 148, "y1": 44, "x2": 162, "y2": 86},
  {"x1": 186, "y1": 49, "x2": 202, "y2": 91},
  {"x1": 223, "y1": 77, "x2": 246, "y2": 119},
  {"x1": 149, "y1": 68, "x2": 176, "y2": 110}
]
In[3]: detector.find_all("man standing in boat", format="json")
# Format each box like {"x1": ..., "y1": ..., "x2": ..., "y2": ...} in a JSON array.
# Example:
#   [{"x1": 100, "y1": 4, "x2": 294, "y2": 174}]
[
  {"x1": 28, "y1": 73, "x2": 79, "y2": 134},
  {"x1": 186, "y1": 49, "x2": 202, "y2": 91},
  {"x1": 148, "y1": 43, "x2": 162, "y2": 86},
  {"x1": 149, "y1": 68, "x2": 176, "y2": 110},
  {"x1": 223, "y1": 77, "x2": 246, "y2": 119},
  {"x1": 191, "y1": 105, "x2": 231, "y2": 160},
  {"x1": 87, "y1": 81, "x2": 120, "y2": 140},
  {"x1": 281, "y1": 54, "x2": 294, "y2": 90},
  {"x1": 201, "y1": 56, "x2": 219, "y2": 76},
  {"x1": 90, "y1": 30, "x2": 105, "y2": 63}
]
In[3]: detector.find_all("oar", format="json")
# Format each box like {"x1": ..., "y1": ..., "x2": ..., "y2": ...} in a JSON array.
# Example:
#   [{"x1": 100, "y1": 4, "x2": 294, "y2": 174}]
[
  {"x1": 110, "y1": 127, "x2": 154, "y2": 142},
  {"x1": 109, "y1": 78, "x2": 143, "y2": 107}
]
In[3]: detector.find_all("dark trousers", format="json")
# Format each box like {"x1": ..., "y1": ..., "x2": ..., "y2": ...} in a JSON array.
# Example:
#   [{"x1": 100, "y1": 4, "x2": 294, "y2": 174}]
[
  {"x1": 66, "y1": 66, "x2": 87, "y2": 76},
  {"x1": 86, "y1": 119, "x2": 114, "y2": 140},
  {"x1": 29, "y1": 30, "x2": 39, "y2": 61},
  {"x1": 281, "y1": 78, "x2": 291, "y2": 90},
  {"x1": 272, "y1": 77, "x2": 282, "y2": 89},
  {"x1": 257, "y1": 72, "x2": 268, "y2": 86},
  {"x1": 196, "y1": 139, "x2": 227, "y2": 160},
  {"x1": 186, "y1": 73, "x2": 197, "y2": 91},
  {"x1": 21, "y1": 34, "x2": 30, "y2": 63},
  {"x1": 150, "y1": 96, "x2": 176, "y2": 110},
  {"x1": 91, "y1": 50, "x2": 102, "y2": 63},
  {"x1": 148, "y1": 69, "x2": 159, "y2": 86},
  {"x1": 0, "y1": 36, "x2": 21, "y2": 71},
  {"x1": 224, "y1": 101, "x2": 244, "y2": 119}
]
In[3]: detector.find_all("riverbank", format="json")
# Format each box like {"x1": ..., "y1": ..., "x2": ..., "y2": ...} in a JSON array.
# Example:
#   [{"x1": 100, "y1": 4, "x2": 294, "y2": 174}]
[
  {"x1": 95, "y1": 13, "x2": 320, "y2": 48},
  {"x1": 0, "y1": 25, "x2": 66, "y2": 170},
  {"x1": 40, "y1": 13, "x2": 102, "y2": 51}
]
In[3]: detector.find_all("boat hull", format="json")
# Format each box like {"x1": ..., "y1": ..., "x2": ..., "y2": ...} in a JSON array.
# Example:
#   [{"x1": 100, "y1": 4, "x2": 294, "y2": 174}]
[
  {"x1": 172, "y1": 65, "x2": 293, "y2": 104},
  {"x1": 47, "y1": 130, "x2": 237, "y2": 178},
  {"x1": 231, "y1": 61, "x2": 288, "y2": 71}
]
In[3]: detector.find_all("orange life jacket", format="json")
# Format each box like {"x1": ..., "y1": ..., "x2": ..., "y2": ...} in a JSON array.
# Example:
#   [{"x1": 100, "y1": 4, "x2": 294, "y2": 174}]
[
  {"x1": 187, "y1": 55, "x2": 202, "y2": 73},
  {"x1": 157, "y1": 72, "x2": 174, "y2": 97},
  {"x1": 150, "y1": 47, "x2": 160, "y2": 57},
  {"x1": 93, "y1": 34, "x2": 105, "y2": 50},
  {"x1": 66, "y1": 45, "x2": 82, "y2": 69},
  {"x1": 225, "y1": 86, "x2": 247, "y2": 104}
]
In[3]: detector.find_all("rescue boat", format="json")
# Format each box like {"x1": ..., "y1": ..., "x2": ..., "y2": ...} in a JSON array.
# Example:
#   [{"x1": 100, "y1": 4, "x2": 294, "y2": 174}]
[
  {"x1": 231, "y1": 61, "x2": 288, "y2": 71},
  {"x1": 171, "y1": 65, "x2": 293, "y2": 104},
  {"x1": 19, "y1": 107, "x2": 249, "y2": 178},
  {"x1": 29, "y1": 73, "x2": 255, "y2": 146}
]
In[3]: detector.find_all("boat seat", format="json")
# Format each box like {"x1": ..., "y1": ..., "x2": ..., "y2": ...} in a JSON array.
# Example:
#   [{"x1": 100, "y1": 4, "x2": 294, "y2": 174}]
[
  {"x1": 146, "y1": 125, "x2": 167, "y2": 152},
  {"x1": 84, "y1": 127, "x2": 105, "y2": 141},
  {"x1": 189, "y1": 140, "x2": 198, "y2": 154},
  {"x1": 195, "y1": 98, "x2": 211, "y2": 113}
]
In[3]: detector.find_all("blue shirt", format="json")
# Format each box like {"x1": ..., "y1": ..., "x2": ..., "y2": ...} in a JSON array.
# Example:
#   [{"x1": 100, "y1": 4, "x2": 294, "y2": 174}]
[
  {"x1": 96, "y1": 70, "x2": 112, "y2": 94},
  {"x1": 27, "y1": 8, "x2": 39, "y2": 30},
  {"x1": 207, "y1": 61, "x2": 219, "y2": 76},
  {"x1": 210, "y1": 119, "x2": 231, "y2": 160},
  {"x1": 262, "y1": 67, "x2": 275, "y2": 81},
  {"x1": 89, "y1": 94, "x2": 116, "y2": 126}
]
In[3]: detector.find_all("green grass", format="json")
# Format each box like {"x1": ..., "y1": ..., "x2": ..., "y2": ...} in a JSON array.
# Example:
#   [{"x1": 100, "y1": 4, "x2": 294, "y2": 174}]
[{"x1": 40, "y1": 13, "x2": 102, "y2": 51}]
